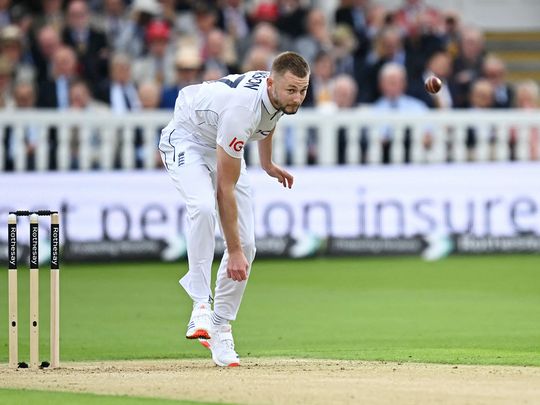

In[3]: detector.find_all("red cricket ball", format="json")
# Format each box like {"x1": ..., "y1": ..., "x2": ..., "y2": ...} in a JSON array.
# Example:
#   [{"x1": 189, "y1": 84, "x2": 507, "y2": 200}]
[{"x1": 424, "y1": 76, "x2": 442, "y2": 94}]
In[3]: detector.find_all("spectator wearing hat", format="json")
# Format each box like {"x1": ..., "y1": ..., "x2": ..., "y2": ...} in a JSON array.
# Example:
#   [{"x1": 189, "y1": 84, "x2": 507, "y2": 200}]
[
  {"x1": 132, "y1": 20, "x2": 176, "y2": 86},
  {"x1": 0, "y1": 24, "x2": 35, "y2": 83},
  {"x1": 159, "y1": 47, "x2": 202, "y2": 109}
]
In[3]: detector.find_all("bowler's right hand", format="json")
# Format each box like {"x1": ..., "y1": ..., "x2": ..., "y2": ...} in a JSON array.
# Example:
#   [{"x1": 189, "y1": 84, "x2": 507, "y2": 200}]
[{"x1": 227, "y1": 250, "x2": 249, "y2": 281}]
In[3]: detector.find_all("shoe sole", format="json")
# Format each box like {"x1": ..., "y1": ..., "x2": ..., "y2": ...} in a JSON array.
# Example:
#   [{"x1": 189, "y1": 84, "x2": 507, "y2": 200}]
[
  {"x1": 199, "y1": 340, "x2": 239, "y2": 367},
  {"x1": 186, "y1": 329, "x2": 211, "y2": 340}
]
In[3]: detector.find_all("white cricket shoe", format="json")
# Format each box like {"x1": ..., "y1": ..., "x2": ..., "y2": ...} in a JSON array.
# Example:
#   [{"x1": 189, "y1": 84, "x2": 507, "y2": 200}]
[
  {"x1": 185, "y1": 302, "x2": 212, "y2": 340},
  {"x1": 200, "y1": 324, "x2": 240, "y2": 367}
]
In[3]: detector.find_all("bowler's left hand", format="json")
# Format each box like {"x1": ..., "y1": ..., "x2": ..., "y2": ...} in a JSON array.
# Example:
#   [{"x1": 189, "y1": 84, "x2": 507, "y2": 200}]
[{"x1": 265, "y1": 164, "x2": 294, "y2": 189}]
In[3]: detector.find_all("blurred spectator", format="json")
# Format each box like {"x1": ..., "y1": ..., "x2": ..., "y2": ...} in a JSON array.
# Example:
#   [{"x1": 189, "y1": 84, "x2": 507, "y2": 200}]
[
  {"x1": 294, "y1": 8, "x2": 333, "y2": 66},
  {"x1": 0, "y1": 55, "x2": 13, "y2": 107},
  {"x1": 452, "y1": 26, "x2": 486, "y2": 108},
  {"x1": 394, "y1": 0, "x2": 441, "y2": 37},
  {"x1": 334, "y1": 0, "x2": 371, "y2": 61},
  {"x1": 68, "y1": 79, "x2": 108, "y2": 169},
  {"x1": 250, "y1": 22, "x2": 280, "y2": 56},
  {"x1": 241, "y1": 45, "x2": 272, "y2": 72},
  {"x1": 331, "y1": 24, "x2": 359, "y2": 78},
  {"x1": 194, "y1": 1, "x2": 220, "y2": 58},
  {"x1": 441, "y1": 10, "x2": 461, "y2": 59},
  {"x1": 70, "y1": 79, "x2": 105, "y2": 110},
  {"x1": 159, "y1": 47, "x2": 202, "y2": 109},
  {"x1": 511, "y1": 81, "x2": 540, "y2": 160},
  {"x1": 10, "y1": 3, "x2": 34, "y2": 39},
  {"x1": 34, "y1": 0, "x2": 65, "y2": 34},
  {"x1": 514, "y1": 80, "x2": 540, "y2": 110},
  {"x1": 203, "y1": 28, "x2": 239, "y2": 76},
  {"x1": 0, "y1": 24, "x2": 35, "y2": 83},
  {"x1": 31, "y1": 25, "x2": 61, "y2": 83},
  {"x1": 36, "y1": 46, "x2": 79, "y2": 169},
  {"x1": 62, "y1": 0, "x2": 109, "y2": 85},
  {"x1": 138, "y1": 80, "x2": 161, "y2": 109},
  {"x1": 202, "y1": 67, "x2": 223, "y2": 82},
  {"x1": 37, "y1": 46, "x2": 78, "y2": 109},
  {"x1": 276, "y1": 0, "x2": 308, "y2": 41},
  {"x1": 365, "y1": 3, "x2": 394, "y2": 37},
  {"x1": 0, "y1": 0, "x2": 12, "y2": 28},
  {"x1": 328, "y1": 74, "x2": 364, "y2": 164},
  {"x1": 120, "y1": 0, "x2": 162, "y2": 58},
  {"x1": 132, "y1": 20, "x2": 176, "y2": 86},
  {"x1": 222, "y1": 0, "x2": 250, "y2": 42},
  {"x1": 372, "y1": 62, "x2": 430, "y2": 164},
  {"x1": 304, "y1": 50, "x2": 336, "y2": 107},
  {"x1": 302, "y1": 50, "x2": 337, "y2": 164},
  {"x1": 97, "y1": 53, "x2": 141, "y2": 113},
  {"x1": 360, "y1": 26, "x2": 405, "y2": 103},
  {"x1": 95, "y1": 0, "x2": 134, "y2": 53},
  {"x1": 3, "y1": 81, "x2": 38, "y2": 171},
  {"x1": 465, "y1": 79, "x2": 495, "y2": 161},
  {"x1": 137, "y1": 80, "x2": 162, "y2": 167},
  {"x1": 251, "y1": 1, "x2": 279, "y2": 24},
  {"x1": 409, "y1": 51, "x2": 456, "y2": 109},
  {"x1": 403, "y1": 9, "x2": 445, "y2": 78},
  {"x1": 160, "y1": 0, "x2": 186, "y2": 34},
  {"x1": 482, "y1": 54, "x2": 513, "y2": 108}
]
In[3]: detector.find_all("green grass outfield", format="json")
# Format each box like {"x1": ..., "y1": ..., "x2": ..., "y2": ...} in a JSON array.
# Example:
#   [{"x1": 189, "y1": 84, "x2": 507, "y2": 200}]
[
  {"x1": 1, "y1": 255, "x2": 539, "y2": 367},
  {"x1": 0, "y1": 389, "x2": 221, "y2": 405}
]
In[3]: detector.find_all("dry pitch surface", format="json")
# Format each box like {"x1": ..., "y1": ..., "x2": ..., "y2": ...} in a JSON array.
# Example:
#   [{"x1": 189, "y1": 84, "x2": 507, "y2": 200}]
[{"x1": 1, "y1": 358, "x2": 539, "y2": 404}]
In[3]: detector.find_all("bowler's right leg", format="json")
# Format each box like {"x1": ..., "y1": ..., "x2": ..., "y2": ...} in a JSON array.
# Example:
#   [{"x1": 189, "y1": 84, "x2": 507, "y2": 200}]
[{"x1": 159, "y1": 133, "x2": 216, "y2": 339}]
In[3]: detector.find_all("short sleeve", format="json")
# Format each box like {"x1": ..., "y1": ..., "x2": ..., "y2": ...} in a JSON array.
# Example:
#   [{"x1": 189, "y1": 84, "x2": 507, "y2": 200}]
[{"x1": 217, "y1": 107, "x2": 256, "y2": 159}]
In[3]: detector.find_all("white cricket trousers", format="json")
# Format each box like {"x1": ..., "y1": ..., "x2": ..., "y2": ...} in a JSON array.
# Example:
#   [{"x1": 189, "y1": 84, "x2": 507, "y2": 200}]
[{"x1": 159, "y1": 128, "x2": 256, "y2": 321}]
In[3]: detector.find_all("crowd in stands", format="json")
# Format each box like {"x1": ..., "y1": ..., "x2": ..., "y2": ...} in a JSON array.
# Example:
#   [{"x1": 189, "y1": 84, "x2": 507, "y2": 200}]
[{"x1": 1, "y1": 0, "x2": 539, "y2": 169}]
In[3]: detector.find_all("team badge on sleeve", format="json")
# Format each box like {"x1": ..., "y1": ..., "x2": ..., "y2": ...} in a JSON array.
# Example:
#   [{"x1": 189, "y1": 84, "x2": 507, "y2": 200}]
[{"x1": 229, "y1": 137, "x2": 245, "y2": 152}]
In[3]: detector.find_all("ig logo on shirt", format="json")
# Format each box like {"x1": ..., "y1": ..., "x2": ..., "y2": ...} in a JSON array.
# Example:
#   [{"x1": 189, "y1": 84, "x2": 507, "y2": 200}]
[{"x1": 229, "y1": 137, "x2": 244, "y2": 152}]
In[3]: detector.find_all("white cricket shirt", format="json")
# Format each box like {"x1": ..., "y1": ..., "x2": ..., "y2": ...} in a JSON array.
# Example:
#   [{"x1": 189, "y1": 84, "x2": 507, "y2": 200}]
[{"x1": 167, "y1": 70, "x2": 284, "y2": 159}]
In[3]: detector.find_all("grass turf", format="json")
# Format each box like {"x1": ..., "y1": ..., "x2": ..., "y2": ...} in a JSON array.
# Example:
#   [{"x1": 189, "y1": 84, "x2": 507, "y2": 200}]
[
  {"x1": 1, "y1": 255, "x2": 539, "y2": 366},
  {"x1": 0, "y1": 389, "x2": 222, "y2": 405}
]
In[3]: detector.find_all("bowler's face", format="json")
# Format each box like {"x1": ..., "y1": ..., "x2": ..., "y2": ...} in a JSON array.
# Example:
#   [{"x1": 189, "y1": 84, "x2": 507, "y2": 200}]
[{"x1": 268, "y1": 71, "x2": 309, "y2": 115}]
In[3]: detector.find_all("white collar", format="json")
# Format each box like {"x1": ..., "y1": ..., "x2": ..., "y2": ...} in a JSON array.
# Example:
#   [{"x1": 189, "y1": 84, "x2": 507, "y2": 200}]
[{"x1": 261, "y1": 79, "x2": 278, "y2": 115}]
